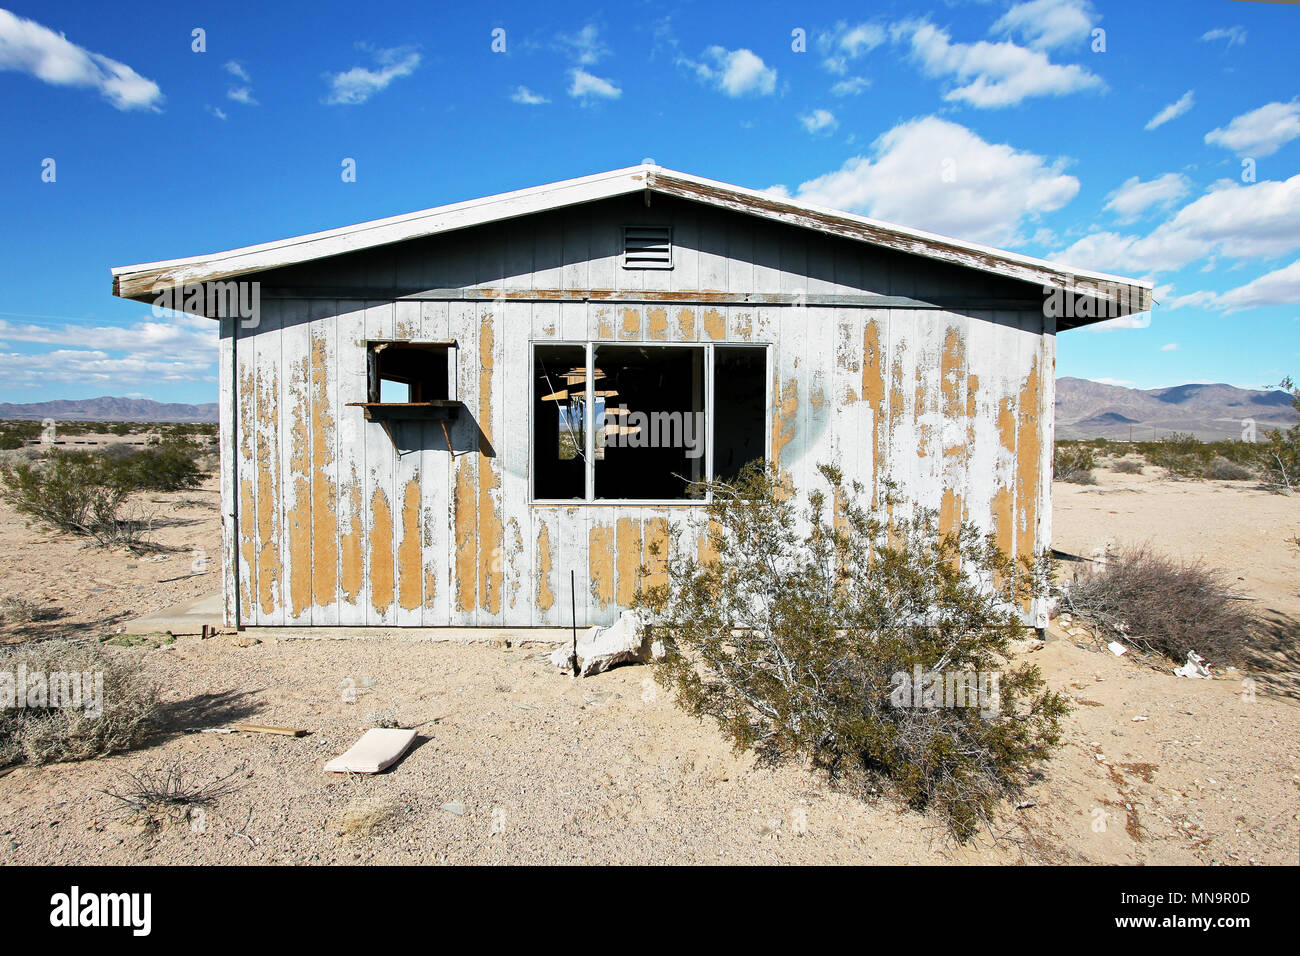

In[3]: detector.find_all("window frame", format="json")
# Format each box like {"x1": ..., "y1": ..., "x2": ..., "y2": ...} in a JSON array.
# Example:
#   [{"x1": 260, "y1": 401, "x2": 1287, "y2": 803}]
[
  {"x1": 365, "y1": 339, "x2": 459, "y2": 404},
  {"x1": 529, "y1": 340, "x2": 771, "y2": 506}
]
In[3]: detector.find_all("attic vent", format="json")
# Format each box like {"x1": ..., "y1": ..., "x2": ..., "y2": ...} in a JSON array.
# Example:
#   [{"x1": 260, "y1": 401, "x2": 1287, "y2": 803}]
[{"x1": 622, "y1": 226, "x2": 673, "y2": 269}]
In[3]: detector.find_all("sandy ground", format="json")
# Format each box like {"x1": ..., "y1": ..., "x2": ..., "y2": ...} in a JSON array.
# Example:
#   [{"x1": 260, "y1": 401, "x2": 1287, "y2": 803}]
[{"x1": 0, "y1": 461, "x2": 1297, "y2": 865}]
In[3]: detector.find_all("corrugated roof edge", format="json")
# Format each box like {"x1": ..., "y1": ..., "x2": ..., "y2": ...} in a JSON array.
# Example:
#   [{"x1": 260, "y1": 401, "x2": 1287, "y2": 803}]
[{"x1": 110, "y1": 163, "x2": 1152, "y2": 323}]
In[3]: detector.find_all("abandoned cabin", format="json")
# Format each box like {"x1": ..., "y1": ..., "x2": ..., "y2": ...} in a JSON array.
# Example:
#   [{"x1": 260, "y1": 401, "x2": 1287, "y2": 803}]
[{"x1": 110, "y1": 165, "x2": 1151, "y2": 630}]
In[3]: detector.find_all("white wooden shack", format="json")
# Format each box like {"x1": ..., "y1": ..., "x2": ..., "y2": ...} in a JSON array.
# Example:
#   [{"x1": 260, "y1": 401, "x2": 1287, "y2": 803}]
[{"x1": 111, "y1": 165, "x2": 1151, "y2": 630}]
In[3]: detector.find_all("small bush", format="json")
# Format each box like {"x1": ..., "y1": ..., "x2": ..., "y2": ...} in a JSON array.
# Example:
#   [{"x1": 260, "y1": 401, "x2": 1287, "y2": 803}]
[
  {"x1": 1143, "y1": 432, "x2": 1213, "y2": 478},
  {"x1": 1204, "y1": 458, "x2": 1255, "y2": 481},
  {"x1": 0, "y1": 596, "x2": 39, "y2": 624},
  {"x1": 1111, "y1": 458, "x2": 1143, "y2": 474},
  {"x1": 1061, "y1": 546, "x2": 1257, "y2": 666},
  {"x1": 0, "y1": 453, "x2": 137, "y2": 544},
  {"x1": 1053, "y1": 445, "x2": 1096, "y2": 484},
  {"x1": 636, "y1": 462, "x2": 1069, "y2": 840},
  {"x1": 106, "y1": 440, "x2": 205, "y2": 493},
  {"x1": 0, "y1": 639, "x2": 158, "y2": 768}
]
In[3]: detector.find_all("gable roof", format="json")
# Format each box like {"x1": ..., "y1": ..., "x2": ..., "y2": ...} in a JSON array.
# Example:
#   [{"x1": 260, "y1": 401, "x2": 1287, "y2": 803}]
[{"x1": 111, "y1": 164, "x2": 1152, "y2": 321}]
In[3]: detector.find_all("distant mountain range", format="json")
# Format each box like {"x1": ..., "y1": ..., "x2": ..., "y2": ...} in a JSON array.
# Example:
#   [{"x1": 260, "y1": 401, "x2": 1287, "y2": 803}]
[
  {"x1": 1055, "y1": 378, "x2": 1297, "y2": 441},
  {"x1": 1, "y1": 382, "x2": 1295, "y2": 439},
  {"x1": 0, "y1": 397, "x2": 218, "y2": 423}
]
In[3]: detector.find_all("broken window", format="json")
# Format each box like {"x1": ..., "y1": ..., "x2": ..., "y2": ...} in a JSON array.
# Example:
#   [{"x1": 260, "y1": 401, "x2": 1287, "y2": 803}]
[
  {"x1": 367, "y1": 342, "x2": 451, "y2": 404},
  {"x1": 533, "y1": 345, "x2": 587, "y2": 500},
  {"x1": 594, "y1": 345, "x2": 705, "y2": 500},
  {"x1": 531, "y1": 342, "x2": 768, "y2": 502},
  {"x1": 712, "y1": 346, "x2": 766, "y2": 484}
]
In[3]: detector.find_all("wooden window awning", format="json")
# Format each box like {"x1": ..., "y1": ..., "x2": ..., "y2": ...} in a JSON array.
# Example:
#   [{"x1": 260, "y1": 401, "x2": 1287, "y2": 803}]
[{"x1": 346, "y1": 400, "x2": 463, "y2": 422}]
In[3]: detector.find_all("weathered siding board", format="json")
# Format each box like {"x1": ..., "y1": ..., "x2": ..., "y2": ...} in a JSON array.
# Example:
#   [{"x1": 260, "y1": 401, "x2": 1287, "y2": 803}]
[
  {"x1": 219, "y1": 197, "x2": 1062, "y2": 630},
  {"x1": 218, "y1": 316, "x2": 238, "y2": 625}
]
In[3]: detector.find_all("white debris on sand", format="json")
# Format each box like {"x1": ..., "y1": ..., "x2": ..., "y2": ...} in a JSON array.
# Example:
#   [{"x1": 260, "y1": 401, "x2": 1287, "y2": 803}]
[
  {"x1": 550, "y1": 610, "x2": 649, "y2": 677},
  {"x1": 1173, "y1": 651, "x2": 1212, "y2": 679}
]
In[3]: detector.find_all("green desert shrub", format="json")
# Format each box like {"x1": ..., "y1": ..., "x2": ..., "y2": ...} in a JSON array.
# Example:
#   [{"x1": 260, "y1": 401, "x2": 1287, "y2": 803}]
[
  {"x1": 0, "y1": 639, "x2": 158, "y2": 768},
  {"x1": 1053, "y1": 444, "x2": 1097, "y2": 484},
  {"x1": 106, "y1": 440, "x2": 205, "y2": 493},
  {"x1": 1142, "y1": 432, "x2": 1214, "y2": 478},
  {"x1": 635, "y1": 461, "x2": 1069, "y2": 840},
  {"x1": 0, "y1": 453, "x2": 153, "y2": 548}
]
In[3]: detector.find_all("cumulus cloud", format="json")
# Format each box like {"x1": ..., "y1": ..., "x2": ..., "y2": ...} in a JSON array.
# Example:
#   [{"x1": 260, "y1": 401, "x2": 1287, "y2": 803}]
[
  {"x1": 992, "y1": 0, "x2": 1096, "y2": 51},
  {"x1": 768, "y1": 116, "x2": 1079, "y2": 246},
  {"x1": 511, "y1": 85, "x2": 549, "y2": 105},
  {"x1": 557, "y1": 24, "x2": 608, "y2": 65},
  {"x1": 893, "y1": 19, "x2": 1104, "y2": 108},
  {"x1": 1179, "y1": 260, "x2": 1300, "y2": 313},
  {"x1": 568, "y1": 68, "x2": 620, "y2": 100},
  {"x1": 0, "y1": 8, "x2": 163, "y2": 110},
  {"x1": 1145, "y1": 90, "x2": 1194, "y2": 130},
  {"x1": 818, "y1": 21, "x2": 886, "y2": 75},
  {"x1": 0, "y1": 314, "x2": 217, "y2": 388},
  {"x1": 684, "y1": 46, "x2": 777, "y2": 97},
  {"x1": 1104, "y1": 173, "x2": 1191, "y2": 222},
  {"x1": 1160, "y1": 342, "x2": 1180, "y2": 351},
  {"x1": 830, "y1": 76, "x2": 870, "y2": 96},
  {"x1": 323, "y1": 45, "x2": 419, "y2": 105},
  {"x1": 1054, "y1": 173, "x2": 1300, "y2": 274},
  {"x1": 1205, "y1": 101, "x2": 1300, "y2": 157},
  {"x1": 799, "y1": 108, "x2": 837, "y2": 134},
  {"x1": 223, "y1": 59, "x2": 257, "y2": 105}
]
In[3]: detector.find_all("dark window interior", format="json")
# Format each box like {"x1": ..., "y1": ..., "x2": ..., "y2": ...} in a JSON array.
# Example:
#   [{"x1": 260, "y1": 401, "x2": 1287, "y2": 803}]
[
  {"x1": 368, "y1": 342, "x2": 449, "y2": 403},
  {"x1": 594, "y1": 345, "x2": 705, "y2": 500},
  {"x1": 533, "y1": 345, "x2": 587, "y2": 500},
  {"x1": 712, "y1": 346, "x2": 766, "y2": 483}
]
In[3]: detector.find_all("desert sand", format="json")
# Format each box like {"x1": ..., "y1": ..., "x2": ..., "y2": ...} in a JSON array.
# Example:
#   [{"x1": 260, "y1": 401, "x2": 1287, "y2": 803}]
[{"x1": 0, "y1": 466, "x2": 1296, "y2": 865}]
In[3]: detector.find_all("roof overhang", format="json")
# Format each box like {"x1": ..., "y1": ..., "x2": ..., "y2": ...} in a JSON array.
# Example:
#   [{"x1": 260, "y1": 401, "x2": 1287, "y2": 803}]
[{"x1": 111, "y1": 164, "x2": 1152, "y2": 326}]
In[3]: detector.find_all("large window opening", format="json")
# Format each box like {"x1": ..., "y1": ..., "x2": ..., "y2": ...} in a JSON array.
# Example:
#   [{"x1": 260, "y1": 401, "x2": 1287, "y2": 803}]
[
  {"x1": 533, "y1": 345, "x2": 588, "y2": 500},
  {"x1": 594, "y1": 345, "x2": 705, "y2": 500},
  {"x1": 712, "y1": 346, "x2": 766, "y2": 484},
  {"x1": 532, "y1": 342, "x2": 768, "y2": 503}
]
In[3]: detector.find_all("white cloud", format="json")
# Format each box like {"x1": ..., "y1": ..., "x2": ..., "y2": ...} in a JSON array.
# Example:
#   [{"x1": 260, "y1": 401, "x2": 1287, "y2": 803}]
[
  {"x1": 510, "y1": 85, "x2": 549, "y2": 105},
  {"x1": 0, "y1": 8, "x2": 163, "y2": 110},
  {"x1": 992, "y1": 0, "x2": 1096, "y2": 51},
  {"x1": 206, "y1": 105, "x2": 227, "y2": 121},
  {"x1": 323, "y1": 45, "x2": 419, "y2": 105},
  {"x1": 1104, "y1": 172, "x2": 1190, "y2": 222},
  {"x1": 1160, "y1": 342, "x2": 1180, "y2": 351},
  {"x1": 1055, "y1": 173, "x2": 1300, "y2": 274},
  {"x1": 1201, "y1": 26, "x2": 1246, "y2": 48},
  {"x1": 1193, "y1": 260, "x2": 1300, "y2": 313},
  {"x1": 894, "y1": 20, "x2": 1104, "y2": 108},
  {"x1": 686, "y1": 47, "x2": 777, "y2": 97},
  {"x1": 223, "y1": 60, "x2": 257, "y2": 105},
  {"x1": 830, "y1": 76, "x2": 870, "y2": 96},
  {"x1": 0, "y1": 314, "x2": 217, "y2": 387},
  {"x1": 800, "y1": 108, "x2": 837, "y2": 134},
  {"x1": 557, "y1": 24, "x2": 608, "y2": 65},
  {"x1": 819, "y1": 21, "x2": 886, "y2": 75},
  {"x1": 1205, "y1": 101, "x2": 1300, "y2": 157},
  {"x1": 568, "y1": 68, "x2": 620, "y2": 100},
  {"x1": 769, "y1": 116, "x2": 1079, "y2": 246},
  {"x1": 1145, "y1": 89, "x2": 1194, "y2": 130}
]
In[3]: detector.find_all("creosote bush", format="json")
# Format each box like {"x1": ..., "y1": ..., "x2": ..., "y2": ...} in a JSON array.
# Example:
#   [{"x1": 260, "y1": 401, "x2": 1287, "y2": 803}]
[
  {"x1": 1061, "y1": 546, "x2": 1257, "y2": 666},
  {"x1": 1053, "y1": 445, "x2": 1096, "y2": 484},
  {"x1": 634, "y1": 461, "x2": 1068, "y2": 840},
  {"x1": 1110, "y1": 458, "x2": 1143, "y2": 474},
  {"x1": 0, "y1": 639, "x2": 158, "y2": 768}
]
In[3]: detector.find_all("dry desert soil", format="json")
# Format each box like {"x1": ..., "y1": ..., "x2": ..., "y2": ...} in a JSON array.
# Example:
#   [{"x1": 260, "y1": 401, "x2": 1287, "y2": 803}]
[{"x1": 1, "y1": 461, "x2": 1297, "y2": 865}]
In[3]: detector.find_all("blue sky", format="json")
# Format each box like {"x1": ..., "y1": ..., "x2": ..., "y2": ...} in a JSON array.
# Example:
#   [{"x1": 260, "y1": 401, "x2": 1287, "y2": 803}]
[{"x1": 0, "y1": 0, "x2": 1296, "y2": 404}]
